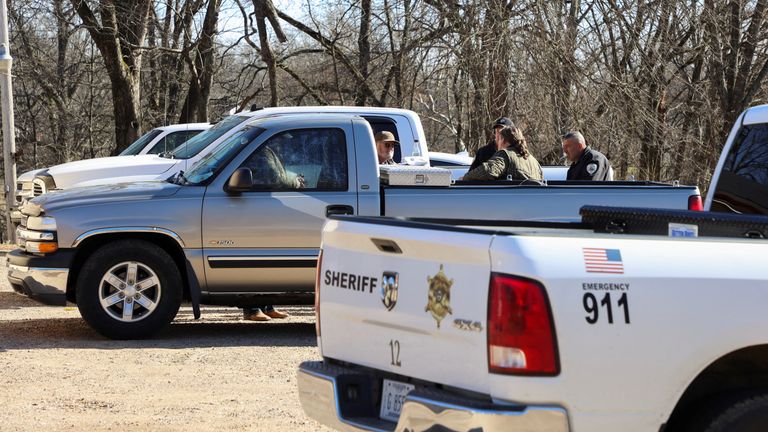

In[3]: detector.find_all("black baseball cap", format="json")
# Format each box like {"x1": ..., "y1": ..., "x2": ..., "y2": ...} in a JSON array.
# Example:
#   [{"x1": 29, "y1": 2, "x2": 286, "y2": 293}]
[{"x1": 492, "y1": 117, "x2": 514, "y2": 129}]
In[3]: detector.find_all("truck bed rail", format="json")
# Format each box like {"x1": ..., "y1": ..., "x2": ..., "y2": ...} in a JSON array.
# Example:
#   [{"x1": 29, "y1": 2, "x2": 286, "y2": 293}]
[{"x1": 581, "y1": 205, "x2": 768, "y2": 239}]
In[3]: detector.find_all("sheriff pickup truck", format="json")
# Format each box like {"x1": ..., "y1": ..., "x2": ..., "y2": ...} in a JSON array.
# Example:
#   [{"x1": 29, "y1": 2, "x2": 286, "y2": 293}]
[
  {"x1": 8, "y1": 113, "x2": 700, "y2": 339},
  {"x1": 298, "y1": 105, "x2": 768, "y2": 431}
]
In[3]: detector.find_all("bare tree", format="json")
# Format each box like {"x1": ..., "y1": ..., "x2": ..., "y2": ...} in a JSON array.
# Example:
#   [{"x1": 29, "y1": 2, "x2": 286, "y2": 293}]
[
  {"x1": 71, "y1": 0, "x2": 152, "y2": 154},
  {"x1": 252, "y1": 0, "x2": 287, "y2": 106},
  {"x1": 179, "y1": 0, "x2": 222, "y2": 122}
]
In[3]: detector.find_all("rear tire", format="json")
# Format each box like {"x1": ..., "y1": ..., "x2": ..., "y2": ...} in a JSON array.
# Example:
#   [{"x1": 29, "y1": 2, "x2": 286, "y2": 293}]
[
  {"x1": 689, "y1": 392, "x2": 768, "y2": 432},
  {"x1": 76, "y1": 240, "x2": 182, "y2": 339}
]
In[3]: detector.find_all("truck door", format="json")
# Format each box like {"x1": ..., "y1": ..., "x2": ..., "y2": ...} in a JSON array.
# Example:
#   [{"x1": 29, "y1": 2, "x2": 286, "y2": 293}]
[{"x1": 201, "y1": 126, "x2": 357, "y2": 293}]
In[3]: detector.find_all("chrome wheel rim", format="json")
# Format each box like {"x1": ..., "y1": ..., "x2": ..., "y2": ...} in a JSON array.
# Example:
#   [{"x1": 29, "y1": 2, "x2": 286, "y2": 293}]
[{"x1": 98, "y1": 261, "x2": 161, "y2": 323}]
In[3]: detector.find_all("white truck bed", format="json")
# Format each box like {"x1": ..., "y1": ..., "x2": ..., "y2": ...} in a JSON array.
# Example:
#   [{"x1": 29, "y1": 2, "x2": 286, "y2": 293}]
[{"x1": 300, "y1": 212, "x2": 768, "y2": 431}]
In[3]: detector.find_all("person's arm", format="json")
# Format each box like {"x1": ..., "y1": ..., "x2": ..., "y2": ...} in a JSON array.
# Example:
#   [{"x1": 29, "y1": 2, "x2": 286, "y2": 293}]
[
  {"x1": 462, "y1": 151, "x2": 508, "y2": 180},
  {"x1": 584, "y1": 157, "x2": 608, "y2": 181}
]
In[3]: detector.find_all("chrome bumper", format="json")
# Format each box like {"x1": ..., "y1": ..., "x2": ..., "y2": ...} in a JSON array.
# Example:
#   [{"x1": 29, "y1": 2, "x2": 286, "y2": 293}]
[
  {"x1": 298, "y1": 361, "x2": 569, "y2": 432},
  {"x1": 7, "y1": 262, "x2": 69, "y2": 306}
]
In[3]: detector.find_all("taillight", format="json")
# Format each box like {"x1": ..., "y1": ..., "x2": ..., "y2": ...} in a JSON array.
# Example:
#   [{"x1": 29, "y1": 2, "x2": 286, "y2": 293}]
[
  {"x1": 688, "y1": 195, "x2": 704, "y2": 211},
  {"x1": 314, "y1": 250, "x2": 323, "y2": 337},
  {"x1": 487, "y1": 273, "x2": 559, "y2": 376}
]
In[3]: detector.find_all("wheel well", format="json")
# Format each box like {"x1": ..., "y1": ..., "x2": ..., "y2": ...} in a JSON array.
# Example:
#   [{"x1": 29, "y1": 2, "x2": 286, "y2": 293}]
[
  {"x1": 665, "y1": 345, "x2": 768, "y2": 430},
  {"x1": 66, "y1": 233, "x2": 190, "y2": 303}
]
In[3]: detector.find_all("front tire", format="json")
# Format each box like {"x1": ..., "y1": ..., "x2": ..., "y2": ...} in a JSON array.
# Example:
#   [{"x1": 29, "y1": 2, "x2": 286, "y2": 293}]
[{"x1": 76, "y1": 240, "x2": 182, "y2": 339}]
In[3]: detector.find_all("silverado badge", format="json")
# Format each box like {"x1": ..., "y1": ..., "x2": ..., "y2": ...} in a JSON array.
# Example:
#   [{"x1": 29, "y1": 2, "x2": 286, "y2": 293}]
[
  {"x1": 425, "y1": 265, "x2": 453, "y2": 328},
  {"x1": 381, "y1": 272, "x2": 399, "y2": 311}
]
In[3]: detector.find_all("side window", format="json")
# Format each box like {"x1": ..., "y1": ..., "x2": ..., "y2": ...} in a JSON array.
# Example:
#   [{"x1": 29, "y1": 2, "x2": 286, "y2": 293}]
[
  {"x1": 239, "y1": 128, "x2": 348, "y2": 191},
  {"x1": 711, "y1": 124, "x2": 768, "y2": 214},
  {"x1": 363, "y1": 117, "x2": 401, "y2": 163},
  {"x1": 147, "y1": 131, "x2": 202, "y2": 155}
]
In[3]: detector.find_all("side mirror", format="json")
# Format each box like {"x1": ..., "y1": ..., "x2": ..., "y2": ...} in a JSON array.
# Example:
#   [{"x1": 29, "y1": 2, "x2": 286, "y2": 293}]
[{"x1": 225, "y1": 167, "x2": 253, "y2": 194}]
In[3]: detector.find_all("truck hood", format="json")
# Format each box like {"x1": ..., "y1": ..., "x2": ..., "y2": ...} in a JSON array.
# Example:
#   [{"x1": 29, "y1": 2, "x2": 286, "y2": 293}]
[
  {"x1": 46, "y1": 155, "x2": 178, "y2": 189},
  {"x1": 18, "y1": 168, "x2": 47, "y2": 182},
  {"x1": 23, "y1": 181, "x2": 183, "y2": 216}
]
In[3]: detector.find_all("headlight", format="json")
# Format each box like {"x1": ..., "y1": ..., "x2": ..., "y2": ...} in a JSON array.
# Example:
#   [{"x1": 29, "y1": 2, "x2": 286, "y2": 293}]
[
  {"x1": 16, "y1": 226, "x2": 58, "y2": 254},
  {"x1": 16, "y1": 227, "x2": 55, "y2": 241},
  {"x1": 26, "y1": 216, "x2": 57, "y2": 231}
]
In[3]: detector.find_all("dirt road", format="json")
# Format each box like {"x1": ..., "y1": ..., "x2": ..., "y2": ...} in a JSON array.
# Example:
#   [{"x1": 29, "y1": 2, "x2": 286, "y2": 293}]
[{"x1": 0, "y1": 257, "x2": 331, "y2": 431}]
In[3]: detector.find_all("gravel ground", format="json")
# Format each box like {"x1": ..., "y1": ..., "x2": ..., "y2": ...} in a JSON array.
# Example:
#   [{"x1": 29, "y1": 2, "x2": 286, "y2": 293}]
[{"x1": 0, "y1": 256, "x2": 332, "y2": 432}]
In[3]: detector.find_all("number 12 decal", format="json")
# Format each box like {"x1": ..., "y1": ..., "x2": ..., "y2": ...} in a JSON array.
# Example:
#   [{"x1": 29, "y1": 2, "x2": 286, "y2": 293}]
[
  {"x1": 389, "y1": 339, "x2": 402, "y2": 366},
  {"x1": 583, "y1": 292, "x2": 630, "y2": 324}
]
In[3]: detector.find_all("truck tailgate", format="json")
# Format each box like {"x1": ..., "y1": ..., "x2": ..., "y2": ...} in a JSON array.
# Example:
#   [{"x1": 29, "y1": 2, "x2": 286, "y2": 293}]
[{"x1": 318, "y1": 218, "x2": 494, "y2": 394}]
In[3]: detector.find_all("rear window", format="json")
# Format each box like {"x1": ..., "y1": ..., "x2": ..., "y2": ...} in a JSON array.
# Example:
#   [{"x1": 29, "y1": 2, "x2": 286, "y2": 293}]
[
  {"x1": 364, "y1": 116, "x2": 401, "y2": 163},
  {"x1": 147, "y1": 130, "x2": 203, "y2": 154},
  {"x1": 711, "y1": 124, "x2": 768, "y2": 215},
  {"x1": 119, "y1": 129, "x2": 162, "y2": 155}
]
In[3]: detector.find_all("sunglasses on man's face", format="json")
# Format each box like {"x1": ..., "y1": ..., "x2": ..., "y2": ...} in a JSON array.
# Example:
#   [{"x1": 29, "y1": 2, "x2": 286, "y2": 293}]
[{"x1": 382, "y1": 142, "x2": 396, "y2": 148}]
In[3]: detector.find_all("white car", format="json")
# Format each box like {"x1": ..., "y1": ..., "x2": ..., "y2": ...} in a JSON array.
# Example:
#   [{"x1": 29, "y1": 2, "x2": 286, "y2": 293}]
[
  {"x1": 118, "y1": 123, "x2": 210, "y2": 156},
  {"x1": 14, "y1": 123, "x2": 210, "y2": 219},
  {"x1": 428, "y1": 151, "x2": 473, "y2": 181}
]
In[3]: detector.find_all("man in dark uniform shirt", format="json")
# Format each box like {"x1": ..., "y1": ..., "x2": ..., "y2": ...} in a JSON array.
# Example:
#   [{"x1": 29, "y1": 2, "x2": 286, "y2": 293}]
[
  {"x1": 469, "y1": 117, "x2": 514, "y2": 171},
  {"x1": 562, "y1": 131, "x2": 611, "y2": 181}
]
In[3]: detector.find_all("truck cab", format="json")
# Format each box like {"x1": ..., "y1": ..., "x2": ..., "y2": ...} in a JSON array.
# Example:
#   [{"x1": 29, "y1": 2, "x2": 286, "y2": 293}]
[{"x1": 707, "y1": 104, "x2": 768, "y2": 214}]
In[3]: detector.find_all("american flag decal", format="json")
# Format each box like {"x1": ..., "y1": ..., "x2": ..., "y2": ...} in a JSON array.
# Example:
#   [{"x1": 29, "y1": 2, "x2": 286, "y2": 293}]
[{"x1": 583, "y1": 248, "x2": 624, "y2": 274}]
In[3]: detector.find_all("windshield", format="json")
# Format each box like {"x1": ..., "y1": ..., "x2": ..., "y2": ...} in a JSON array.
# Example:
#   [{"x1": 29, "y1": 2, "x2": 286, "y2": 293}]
[
  {"x1": 183, "y1": 126, "x2": 265, "y2": 185},
  {"x1": 170, "y1": 115, "x2": 251, "y2": 159},
  {"x1": 119, "y1": 129, "x2": 163, "y2": 155}
]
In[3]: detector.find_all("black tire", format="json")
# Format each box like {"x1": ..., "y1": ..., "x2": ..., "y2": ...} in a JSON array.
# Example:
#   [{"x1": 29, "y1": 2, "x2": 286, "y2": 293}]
[
  {"x1": 76, "y1": 239, "x2": 182, "y2": 339},
  {"x1": 692, "y1": 393, "x2": 768, "y2": 432}
]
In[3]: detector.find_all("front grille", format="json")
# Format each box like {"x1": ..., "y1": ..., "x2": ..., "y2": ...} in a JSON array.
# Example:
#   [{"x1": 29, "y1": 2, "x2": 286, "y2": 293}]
[{"x1": 33, "y1": 184, "x2": 43, "y2": 196}]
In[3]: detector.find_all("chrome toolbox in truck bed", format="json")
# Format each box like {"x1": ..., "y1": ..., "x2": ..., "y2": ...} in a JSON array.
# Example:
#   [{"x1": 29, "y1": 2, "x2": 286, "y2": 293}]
[{"x1": 379, "y1": 165, "x2": 452, "y2": 186}]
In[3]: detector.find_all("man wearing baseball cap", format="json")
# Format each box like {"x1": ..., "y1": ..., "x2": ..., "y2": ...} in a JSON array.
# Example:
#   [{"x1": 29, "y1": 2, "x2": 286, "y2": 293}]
[
  {"x1": 469, "y1": 117, "x2": 515, "y2": 171},
  {"x1": 375, "y1": 131, "x2": 399, "y2": 165}
]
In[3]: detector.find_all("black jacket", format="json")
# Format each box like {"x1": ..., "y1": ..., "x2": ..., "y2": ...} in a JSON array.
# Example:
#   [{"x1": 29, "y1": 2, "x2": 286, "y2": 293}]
[
  {"x1": 469, "y1": 141, "x2": 498, "y2": 171},
  {"x1": 567, "y1": 147, "x2": 611, "y2": 181}
]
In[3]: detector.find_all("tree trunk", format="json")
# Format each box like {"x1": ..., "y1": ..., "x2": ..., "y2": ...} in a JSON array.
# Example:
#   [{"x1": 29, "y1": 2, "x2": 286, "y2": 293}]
[
  {"x1": 356, "y1": 0, "x2": 371, "y2": 106},
  {"x1": 179, "y1": 0, "x2": 220, "y2": 123},
  {"x1": 253, "y1": 0, "x2": 287, "y2": 107},
  {"x1": 71, "y1": 0, "x2": 151, "y2": 154}
]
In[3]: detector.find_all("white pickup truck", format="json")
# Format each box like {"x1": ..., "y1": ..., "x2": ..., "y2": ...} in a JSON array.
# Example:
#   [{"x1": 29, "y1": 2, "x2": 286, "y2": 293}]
[
  {"x1": 13, "y1": 107, "x2": 433, "y2": 206},
  {"x1": 13, "y1": 123, "x2": 211, "y2": 222},
  {"x1": 14, "y1": 108, "x2": 568, "y2": 210},
  {"x1": 299, "y1": 104, "x2": 768, "y2": 431}
]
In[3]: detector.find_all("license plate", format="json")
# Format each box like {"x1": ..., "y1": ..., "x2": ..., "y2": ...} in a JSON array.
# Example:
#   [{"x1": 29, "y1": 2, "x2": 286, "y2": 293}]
[{"x1": 379, "y1": 379, "x2": 415, "y2": 422}]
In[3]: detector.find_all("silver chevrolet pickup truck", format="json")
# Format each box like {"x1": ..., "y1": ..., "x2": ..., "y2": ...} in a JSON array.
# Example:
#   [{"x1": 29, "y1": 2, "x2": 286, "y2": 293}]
[{"x1": 8, "y1": 113, "x2": 702, "y2": 339}]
